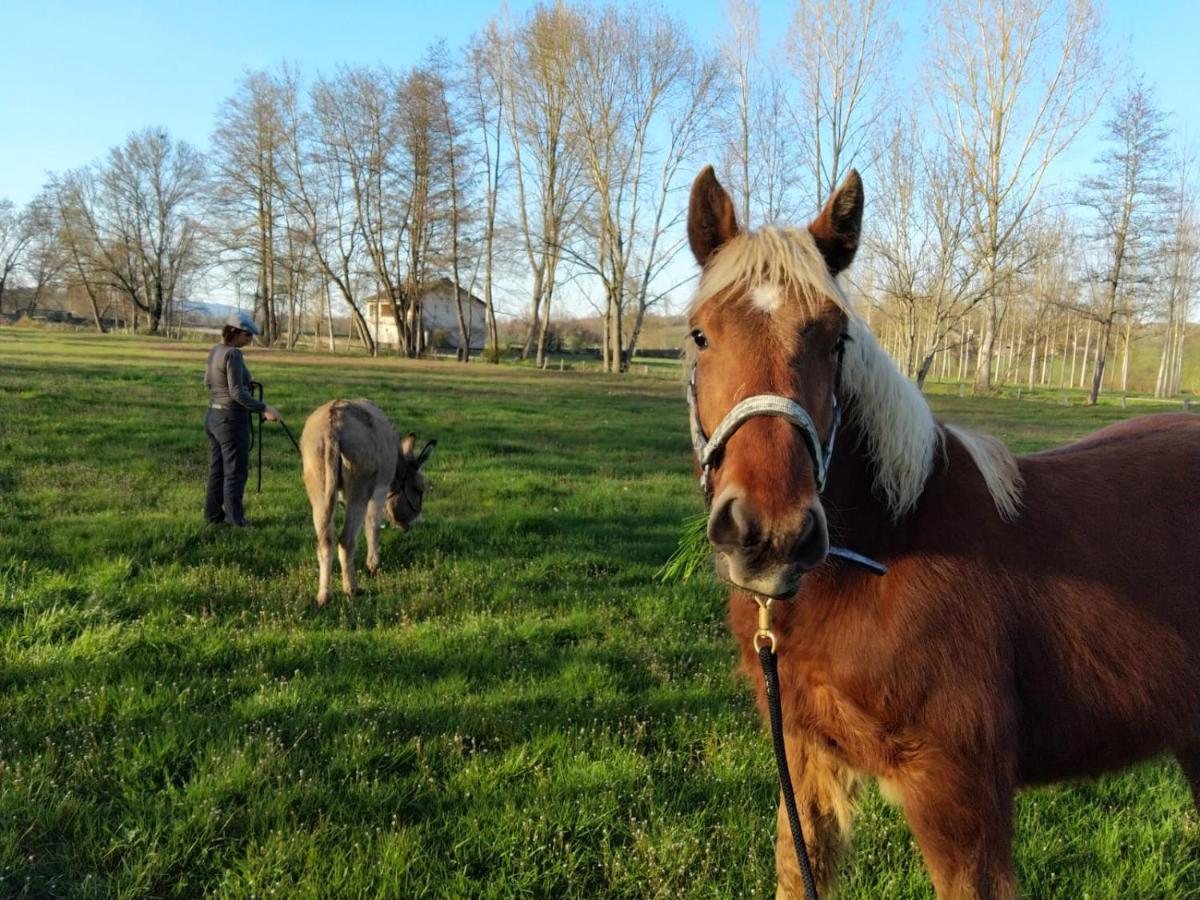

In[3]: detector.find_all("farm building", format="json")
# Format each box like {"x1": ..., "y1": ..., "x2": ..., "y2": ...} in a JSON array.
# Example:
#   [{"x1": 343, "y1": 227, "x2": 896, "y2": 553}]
[{"x1": 364, "y1": 279, "x2": 487, "y2": 352}]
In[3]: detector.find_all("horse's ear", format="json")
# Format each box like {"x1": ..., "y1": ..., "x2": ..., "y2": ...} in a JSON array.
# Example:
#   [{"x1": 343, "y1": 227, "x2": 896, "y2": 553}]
[
  {"x1": 400, "y1": 432, "x2": 416, "y2": 457},
  {"x1": 688, "y1": 166, "x2": 740, "y2": 267},
  {"x1": 809, "y1": 170, "x2": 864, "y2": 275}
]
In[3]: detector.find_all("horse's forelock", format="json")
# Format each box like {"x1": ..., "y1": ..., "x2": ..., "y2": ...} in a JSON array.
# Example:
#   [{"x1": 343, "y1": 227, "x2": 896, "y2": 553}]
[{"x1": 688, "y1": 226, "x2": 852, "y2": 321}]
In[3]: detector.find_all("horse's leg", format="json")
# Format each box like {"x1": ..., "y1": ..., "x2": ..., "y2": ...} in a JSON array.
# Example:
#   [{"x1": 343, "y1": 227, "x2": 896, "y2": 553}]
[
  {"x1": 365, "y1": 488, "x2": 384, "y2": 576},
  {"x1": 774, "y1": 739, "x2": 861, "y2": 899},
  {"x1": 1174, "y1": 745, "x2": 1200, "y2": 813},
  {"x1": 896, "y1": 760, "x2": 1017, "y2": 900}
]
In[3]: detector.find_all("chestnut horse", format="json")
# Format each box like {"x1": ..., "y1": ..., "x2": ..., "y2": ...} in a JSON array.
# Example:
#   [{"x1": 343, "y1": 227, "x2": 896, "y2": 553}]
[{"x1": 684, "y1": 165, "x2": 1200, "y2": 898}]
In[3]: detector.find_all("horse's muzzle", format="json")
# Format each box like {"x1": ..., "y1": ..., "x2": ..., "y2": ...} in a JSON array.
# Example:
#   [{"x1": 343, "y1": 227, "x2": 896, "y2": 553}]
[{"x1": 707, "y1": 490, "x2": 829, "y2": 598}]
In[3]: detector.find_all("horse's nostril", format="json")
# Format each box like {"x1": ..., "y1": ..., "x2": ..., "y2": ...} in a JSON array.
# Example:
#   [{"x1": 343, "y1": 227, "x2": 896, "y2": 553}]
[
  {"x1": 797, "y1": 509, "x2": 816, "y2": 545},
  {"x1": 709, "y1": 495, "x2": 761, "y2": 550},
  {"x1": 793, "y1": 508, "x2": 827, "y2": 571}
]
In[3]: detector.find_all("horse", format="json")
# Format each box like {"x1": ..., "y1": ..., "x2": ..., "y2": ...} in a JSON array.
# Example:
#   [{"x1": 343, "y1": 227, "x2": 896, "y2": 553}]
[
  {"x1": 683, "y1": 165, "x2": 1200, "y2": 898},
  {"x1": 300, "y1": 399, "x2": 435, "y2": 607}
]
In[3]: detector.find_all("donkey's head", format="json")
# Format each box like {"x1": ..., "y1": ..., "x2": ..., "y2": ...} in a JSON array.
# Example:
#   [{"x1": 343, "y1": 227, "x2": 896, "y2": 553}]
[
  {"x1": 686, "y1": 166, "x2": 863, "y2": 598},
  {"x1": 387, "y1": 433, "x2": 436, "y2": 530}
]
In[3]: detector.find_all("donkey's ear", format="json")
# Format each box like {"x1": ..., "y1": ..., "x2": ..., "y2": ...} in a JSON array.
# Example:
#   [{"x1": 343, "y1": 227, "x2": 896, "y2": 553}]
[
  {"x1": 688, "y1": 166, "x2": 740, "y2": 267},
  {"x1": 416, "y1": 439, "x2": 436, "y2": 468},
  {"x1": 400, "y1": 432, "x2": 416, "y2": 456},
  {"x1": 808, "y1": 170, "x2": 864, "y2": 275}
]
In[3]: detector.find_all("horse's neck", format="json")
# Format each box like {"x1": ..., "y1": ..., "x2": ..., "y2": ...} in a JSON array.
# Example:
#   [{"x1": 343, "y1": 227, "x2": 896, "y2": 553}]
[{"x1": 822, "y1": 400, "x2": 920, "y2": 555}]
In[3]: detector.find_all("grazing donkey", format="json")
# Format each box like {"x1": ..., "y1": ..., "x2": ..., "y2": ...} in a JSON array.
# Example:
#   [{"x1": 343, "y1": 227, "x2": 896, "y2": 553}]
[{"x1": 300, "y1": 399, "x2": 435, "y2": 606}]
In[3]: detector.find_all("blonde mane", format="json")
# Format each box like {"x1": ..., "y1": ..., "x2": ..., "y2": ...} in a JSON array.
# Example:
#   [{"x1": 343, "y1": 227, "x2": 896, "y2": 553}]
[{"x1": 688, "y1": 226, "x2": 1024, "y2": 521}]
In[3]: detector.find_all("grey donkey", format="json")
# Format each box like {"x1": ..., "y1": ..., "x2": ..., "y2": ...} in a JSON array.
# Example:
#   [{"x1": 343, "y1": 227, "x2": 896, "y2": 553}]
[{"x1": 300, "y1": 399, "x2": 435, "y2": 606}]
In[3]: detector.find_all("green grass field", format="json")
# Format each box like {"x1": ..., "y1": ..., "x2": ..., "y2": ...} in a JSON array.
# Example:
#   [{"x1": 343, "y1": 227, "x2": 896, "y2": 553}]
[{"x1": 3, "y1": 328, "x2": 1199, "y2": 898}]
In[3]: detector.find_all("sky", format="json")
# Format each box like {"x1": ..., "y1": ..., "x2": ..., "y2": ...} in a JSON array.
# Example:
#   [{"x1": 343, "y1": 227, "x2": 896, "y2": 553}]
[{"x1": 1, "y1": 0, "x2": 1197, "y2": 313}]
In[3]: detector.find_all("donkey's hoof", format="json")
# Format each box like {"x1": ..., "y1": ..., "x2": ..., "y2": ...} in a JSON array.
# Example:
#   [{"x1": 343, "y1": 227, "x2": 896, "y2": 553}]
[
  {"x1": 367, "y1": 564, "x2": 381, "y2": 577},
  {"x1": 316, "y1": 591, "x2": 330, "y2": 608}
]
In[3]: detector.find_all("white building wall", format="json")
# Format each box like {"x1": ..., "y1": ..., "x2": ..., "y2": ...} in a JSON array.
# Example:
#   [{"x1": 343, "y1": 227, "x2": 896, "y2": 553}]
[{"x1": 365, "y1": 284, "x2": 486, "y2": 351}]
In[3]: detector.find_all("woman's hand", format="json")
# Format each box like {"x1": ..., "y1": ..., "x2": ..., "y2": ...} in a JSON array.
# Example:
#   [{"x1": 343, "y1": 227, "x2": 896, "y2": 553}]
[{"x1": 263, "y1": 405, "x2": 281, "y2": 422}]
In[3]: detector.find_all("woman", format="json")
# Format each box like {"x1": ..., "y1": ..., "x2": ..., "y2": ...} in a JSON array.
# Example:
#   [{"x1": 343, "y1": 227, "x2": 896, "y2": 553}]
[{"x1": 204, "y1": 311, "x2": 280, "y2": 526}]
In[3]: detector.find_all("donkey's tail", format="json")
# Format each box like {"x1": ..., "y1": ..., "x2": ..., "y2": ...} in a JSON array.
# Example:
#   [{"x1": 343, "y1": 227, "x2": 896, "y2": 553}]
[
  {"x1": 321, "y1": 433, "x2": 342, "y2": 514},
  {"x1": 301, "y1": 426, "x2": 341, "y2": 518}
]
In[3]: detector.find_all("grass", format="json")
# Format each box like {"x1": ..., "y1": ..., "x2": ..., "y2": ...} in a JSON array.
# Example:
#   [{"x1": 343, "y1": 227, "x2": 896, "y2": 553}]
[{"x1": 2, "y1": 327, "x2": 1199, "y2": 898}]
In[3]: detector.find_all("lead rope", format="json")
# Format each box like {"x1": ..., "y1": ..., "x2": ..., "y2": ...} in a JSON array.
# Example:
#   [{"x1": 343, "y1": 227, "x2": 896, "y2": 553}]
[
  {"x1": 249, "y1": 382, "x2": 303, "y2": 494},
  {"x1": 755, "y1": 596, "x2": 819, "y2": 900}
]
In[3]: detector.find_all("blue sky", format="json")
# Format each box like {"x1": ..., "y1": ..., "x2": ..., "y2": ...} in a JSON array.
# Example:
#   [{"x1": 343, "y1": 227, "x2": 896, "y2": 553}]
[
  {"x1": 2, "y1": 0, "x2": 1197, "y2": 315},
  {"x1": 2, "y1": 0, "x2": 1196, "y2": 208}
]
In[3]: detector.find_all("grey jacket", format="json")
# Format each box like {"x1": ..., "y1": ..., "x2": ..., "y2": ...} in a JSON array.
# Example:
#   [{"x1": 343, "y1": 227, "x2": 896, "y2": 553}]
[{"x1": 205, "y1": 344, "x2": 266, "y2": 412}]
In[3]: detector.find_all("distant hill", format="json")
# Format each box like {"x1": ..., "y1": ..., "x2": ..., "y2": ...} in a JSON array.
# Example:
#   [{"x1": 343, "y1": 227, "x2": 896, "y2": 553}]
[{"x1": 177, "y1": 300, "x2": 244, "y2": 327}]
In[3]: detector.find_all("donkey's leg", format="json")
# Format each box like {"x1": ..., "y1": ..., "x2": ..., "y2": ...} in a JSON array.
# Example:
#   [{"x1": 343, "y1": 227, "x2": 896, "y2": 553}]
[
  {"x1": 338, "y1": 484, "x2": 371, "y2": 598},
  {"x1": 305, "y1": 482, "x2": 335, "y2": 608},
  {"x1": 897, "y1": 760, "x2": 1017, "y2": 900},
  {"x1": 364, "y1": 489, "x2": 385, "y2": 576},
  {"x1": 775, "y1": 740, "x2": 861, "y2": 899},
  {"x1": 1174, "y1": 745, "x2": 1200, "y2": 813}
]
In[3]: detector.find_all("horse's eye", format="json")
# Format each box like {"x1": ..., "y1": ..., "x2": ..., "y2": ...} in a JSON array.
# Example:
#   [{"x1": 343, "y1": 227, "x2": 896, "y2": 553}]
[{"x1": 691, "y1": 329, "x2": 708, "y2": 350}]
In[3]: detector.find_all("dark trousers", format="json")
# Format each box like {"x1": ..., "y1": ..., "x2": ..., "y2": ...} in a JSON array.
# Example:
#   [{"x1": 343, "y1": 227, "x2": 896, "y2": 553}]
[{"x1": 205, "y1": 407, "x2": 252, "y2": 524}]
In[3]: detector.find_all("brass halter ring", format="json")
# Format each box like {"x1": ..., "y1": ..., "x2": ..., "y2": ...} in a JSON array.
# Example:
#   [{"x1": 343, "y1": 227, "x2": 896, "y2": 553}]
[{"x1": 752, "y1": 595, "x2": 777, "y2": 654}]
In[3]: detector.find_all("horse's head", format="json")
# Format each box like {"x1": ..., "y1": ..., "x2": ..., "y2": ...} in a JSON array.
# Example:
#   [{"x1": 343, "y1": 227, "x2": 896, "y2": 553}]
[{"x1": 686, "y1": 165, "x2": 863, "y2": 598}]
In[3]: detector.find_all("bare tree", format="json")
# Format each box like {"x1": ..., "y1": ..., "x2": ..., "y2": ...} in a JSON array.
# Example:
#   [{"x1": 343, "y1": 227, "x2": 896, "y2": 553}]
[
  {"x1": 427, "y1": 44, "x2": 479, "y2": 362},
  {"x1": 467, "y1": 24, "x2": 508, "y2": 362},
  {"x1": 15, "y1": 191, "x2": 65, "y2": 318},
  {"x1": 928, "y1": 0, "x2": 1105, "y2": 391},
  {"x1": 280, "y1": 69, "x2": 376, "y2": 355},
  {"x1": 869, "y1": 110, "x2": 986, "y2": 389},
  {"x1": 504, "y1": 3, "x2": 590, "y2": 366},
  {"x1": 0, "y1": 199, "x2": 34, "y2": 314},
  {"x1": 47, "y1": 130, "x2": 206, "y2": 334},
  {"x1": 397, "y1": 59, "x2": 458, "y2": 358},
  {"x1": 785, "y1": 0, "x2": 901, "y2": 209},
  {"x1": 211, "y1": 70, "x2": 292, "y2": 345},
  {"x1": 1155, "y1": 147, "x2": 1198, "y2": 397},
  {"x1": 716, "y1": 0, "x2": 803, "y2": 225},
  {"x1": 565, "y1": 4, "x2": 721, "y2": 372},
  {"x1": 1077, "y1": 79, "x2": 1171, "y2": 404}
]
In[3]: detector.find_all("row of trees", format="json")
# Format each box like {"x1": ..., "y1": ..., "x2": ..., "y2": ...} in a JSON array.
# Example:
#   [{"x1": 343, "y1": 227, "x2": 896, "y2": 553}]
[
  {"x1": 868, "y1": 71, "x2": 1198, "y2": 401},
  {"x1": 1, "y1": 0, "x2": 1197, "y2": 396}
]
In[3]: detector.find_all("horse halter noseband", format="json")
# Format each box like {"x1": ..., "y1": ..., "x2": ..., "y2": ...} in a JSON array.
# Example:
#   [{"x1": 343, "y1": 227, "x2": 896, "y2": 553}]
[{"x1": 687, "y1": 342, "x2": 886, "y2": 576}]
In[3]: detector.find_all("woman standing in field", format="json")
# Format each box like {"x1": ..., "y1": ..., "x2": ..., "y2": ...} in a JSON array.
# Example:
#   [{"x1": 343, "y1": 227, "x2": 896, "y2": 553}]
[{"x1": 204, "y1": 311, "x2": 280, "y2": 526}]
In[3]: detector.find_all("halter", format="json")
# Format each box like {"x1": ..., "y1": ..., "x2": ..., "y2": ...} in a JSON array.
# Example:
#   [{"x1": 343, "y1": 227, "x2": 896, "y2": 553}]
[
  {"x1": 687, "y1": 343, "x2": 886, "y2": 576},
  {"x1": 387, "y1": 441, "x2": 434, "y2": 514}
]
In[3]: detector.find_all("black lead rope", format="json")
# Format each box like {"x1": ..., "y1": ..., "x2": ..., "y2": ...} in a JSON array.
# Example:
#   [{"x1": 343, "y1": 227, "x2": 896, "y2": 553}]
[
  {"x1": 753, "y1": 597, "x2": 819, "y2": 900},
  {"x1": 761, "y1": 643, "x2": 820, "y2": 900},
  {"x1": 277, "y1": 419, "x2": 302, "y2": 455},
  {"x1": 252, "y1": 382, "x2": 264, "y2": 494},
  {"x1": 249, "y1": 382, "x2": 303, "y2": 494}
]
